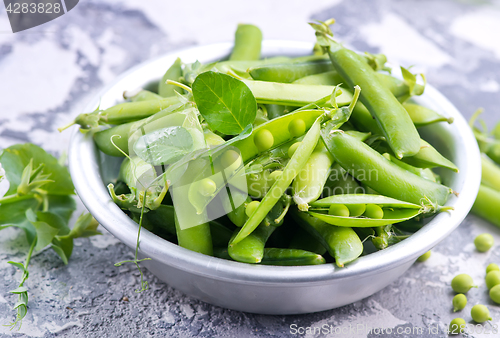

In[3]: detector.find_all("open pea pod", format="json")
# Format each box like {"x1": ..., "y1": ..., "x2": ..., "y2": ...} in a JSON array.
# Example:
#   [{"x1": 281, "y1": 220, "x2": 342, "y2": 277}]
[
  {"x1": 310, "y1": 194, "x2": 422, "y2": 209},
  {"x1": 232, "y1": 108, "x2": 324, "y2": 162},
  {"x1": 308, "y1": 208, "x2": 423, "y2": 227}
]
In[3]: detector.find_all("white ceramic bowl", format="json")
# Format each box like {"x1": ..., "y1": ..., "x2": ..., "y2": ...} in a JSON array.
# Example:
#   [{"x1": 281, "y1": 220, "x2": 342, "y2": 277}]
[{"x1": 69, "y1": 41, "x2": 481, "y2": 314}]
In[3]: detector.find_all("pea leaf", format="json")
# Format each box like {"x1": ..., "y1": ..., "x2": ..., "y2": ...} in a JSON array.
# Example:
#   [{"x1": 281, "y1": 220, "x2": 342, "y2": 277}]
[
  {"x1": 26, "y1": 209, "x2": 68, "y2": 251},
  {"x1": 134, "y1": 126, "x2": 195, "y2": 165},
  {"x1": 0, "y1": 143, "x2": 74, "y2": 196},
  {"x1": 192, "y1": 72, "x2": 257, "y2": 135},
  {"x1": 51, "y1": 237, "x2": 73, "y2": 265}
]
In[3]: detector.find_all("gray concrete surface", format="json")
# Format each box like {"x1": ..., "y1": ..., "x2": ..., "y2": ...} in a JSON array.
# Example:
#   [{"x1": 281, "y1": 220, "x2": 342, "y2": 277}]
[{"x1": 1, "y1": 0, "x2": 500, "y2": 337}]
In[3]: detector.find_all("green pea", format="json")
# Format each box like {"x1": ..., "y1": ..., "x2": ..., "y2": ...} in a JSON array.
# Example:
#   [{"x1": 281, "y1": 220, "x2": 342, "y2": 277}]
[
  {"x1": 449, "y1": 318, "x2": 466, "y2": 335},
  {"x1": 363, "y1": 204, "x2": 384, "y2": 219},
  {"x1": 346, "y1": 204, "x2": 366, "y2": 217},
  {"x1": 417, "y1": 251, "x2": 431, "y2": 262},
  {"x1": 288, "y1": 142, "x2": 301, "y2": 158},
  {"x1": 254, "y1": 129, "x2": 274, "y2": 152},
  {"x1": 246, "y1": 200, "x2": 261, "y2": 218},
  {"x1": 474, "y1": 233, "x2": 494, "y2": 252},
  {"x1": 471, "y1": 304, "x2": 492, "y2": 323},
  {"x1": 489, "y1": 284, "x2": 500, "y2": 304},
  {"x1": 451, "y1": 274, "x2": 476, "y2": 293},
  {"x1": 220, "y1": 149, "x2": 242, "y2": 170},
  {"x1": 268, "y1": 170, "x2": 282, "y2": 184},
  {"x1": 328, "y1": 204, "x2": 350, "y2": 217},
  {"x1": 486, "y1": 270, "x2": 500, "y2": 289},
  {"x1": 452, "y1": 294, "x2": 467, "y2": 312},
  {"x1": 199, "y1": 178, "x2": 216, "y2": 197},
  {"x1": 288, "y1": 118, "x2": 306, "y2": 137},
  {"x1": 487, "y1": 263, "x2": 500, "y2": 274}
]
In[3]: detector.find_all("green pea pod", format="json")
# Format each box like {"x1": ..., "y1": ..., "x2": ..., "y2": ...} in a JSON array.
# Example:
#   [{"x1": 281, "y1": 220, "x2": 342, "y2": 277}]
[
  {"x1": 242, "y1": 79, "x2": 353, "y2": 107},
  {"x1": 72, "y1": 96, "x2": 181, "y2": 130},
  {"x1": 403, "y1": 103, "x2": 453, "y2": 128},
  {"x1": 232, "y1": 109, "x2": 324, "y2": 162},
  {"x1": 124, "y1": 89, "x2": 162, "y2": 102},
  {"x1": 321, "y1": 130, "x2": 453, "y2": 205},
  {"x1": 289, "y1": 226, "x2": 327, "y2": 256},
  {"x1": 94, "y1": 102, "x2": 192, "y2": 157},
  {"x1": 174, "y1": 212, "x2": 213, "y2": 255},
  {"x1": 401, "y1": 139, "x2": 459, "y2": 172},
  {"x1": 222, "y1": 195, "x2": 251, "y2": 227},
  {"x1": 109, "y1": 156, "x2": 166, "y2": 211},
  {"x1": 144, "y1": 205, "x2": 233, "y2": 247},
  {"x1": 266, "y1": 104, "x2": 289, "y2": 119},
  {"x1": 481, "y1": 153, "x2": 500, "y2": 191},
  {"x1": 310, "y1": 194, "x2": 422, "y2": 209},
  {"x1": 259, "y1": 248, "x2": 326, "y2": 266},
  {"x1": 228, "y1": 224, "x2": 277, "y2": 263},
  {"x1": 159, "y1": 58, "x2": 183, "y2": 97},
  {"x1": 292, "y1": 140, "x2": 334, "y2": 210},
  {"x1": 383, "y1": 153, "x2": 437, "y2": 182},
  {"x1": 313, "y1": 24, "x2": 420, "y2": 158},
  {"x1": 249, "y1": 59, "x2": 333, "y2": 83},
  {"x1": 213, "y1": 247, "x2": 326, "y2": 266},
  {"x1": 293, "y1": 209, "x2": 362, "y2": 267},
  {"x1": 308, "y1": 208, "x2": 422, "y2": 227},
  {"x1": 229, "y1": 24, "x2": 262, "y2": 61},
  {"x1": 472, "y1": 184, "x2": 500, "y2": 227},
  {"x1": 231, "y1": 111, "x2": 324, "y2": 245},
  {"x1": 323, "y1": 163, "x2": 364, "y2": 197}
]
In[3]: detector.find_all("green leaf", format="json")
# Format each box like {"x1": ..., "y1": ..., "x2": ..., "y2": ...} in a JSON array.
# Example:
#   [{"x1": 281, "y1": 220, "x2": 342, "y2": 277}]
[
  {"x1": 192, "y1": 72, "x2": 257, "y2": 135},
  {"x1": 67, "y1": 213, "x2": 100, "y2": 239},
  {"x1": 26, "y1": 209, "x2": 67, "y2": 251},
  {"x1": 51, "y1": 237, "x2": 73, "y2": 265},
  {"x1": 9, "y1": 286, "x2": 27, "y2": 294},
  {"x1": 7, "y1": 261, "x2": 26, "y2": 273},
  {"x1": 134, "y1": 126, "x2": 194, "y2": 165},
  {"x1": 0, "y1": 143, "x2": 74, "y2": 196},
  {"x1": 46, "y1": 195, "x2": 76, "y2": 225}
]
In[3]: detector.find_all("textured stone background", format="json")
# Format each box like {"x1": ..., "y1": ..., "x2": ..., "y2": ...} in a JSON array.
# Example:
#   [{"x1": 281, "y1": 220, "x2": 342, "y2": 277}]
[{"x1": 1, "y1": 0, "x2": 500, "y2": 337}]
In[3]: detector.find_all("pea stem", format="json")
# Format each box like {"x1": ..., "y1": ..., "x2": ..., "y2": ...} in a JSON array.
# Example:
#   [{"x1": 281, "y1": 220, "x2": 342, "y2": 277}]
[
  {"x1": 166, "y1": 80, "x2": 192, "y2": 94},
  {"x1": 57, "y1": 121, "x2": 76, "y2": 133}
]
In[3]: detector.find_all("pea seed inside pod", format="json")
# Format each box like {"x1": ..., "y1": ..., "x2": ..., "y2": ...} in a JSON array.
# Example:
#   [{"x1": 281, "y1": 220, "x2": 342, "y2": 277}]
[
  {"x1": 220, "y1": 149, "x2": 243, "y2": 171},
  {"x1": 363, "y1": 204, "x2": 384, "y2": 219},
  {"x1": 347, "y1": 204, "x2": 366, "y2": 217},
  {"x1": 328, "y1": 204, "x2": 350, "y2": 217},
  {"x1": 246, "y1": 200, "x2": 261, "y2": 217},
  {"x1": 254, "y1": 129, "x2": 274, "y2": 152},
  {"x1": 199, "y1": 178, "x2": 217, "y2": 197},
  {"x1": 288, "y1": 142, "x2": 301, "y2": 158},
  {"x1": 268, "y1": 170, "x2": 283, "y2": 185},
  {"x1": 288, "y1": 118, "x2": 306, "y2": 137}
]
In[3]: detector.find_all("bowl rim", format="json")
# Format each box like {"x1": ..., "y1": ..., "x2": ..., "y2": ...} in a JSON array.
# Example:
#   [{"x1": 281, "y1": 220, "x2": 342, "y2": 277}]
[{"x1": 69, "y1": 40, "x2": 482, "y2": 285}]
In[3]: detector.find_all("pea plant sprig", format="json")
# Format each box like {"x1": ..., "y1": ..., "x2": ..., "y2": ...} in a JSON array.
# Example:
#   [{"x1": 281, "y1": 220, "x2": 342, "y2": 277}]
[{"x1": 0, "y1": 143, "x2": 100, "y2": 330}]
